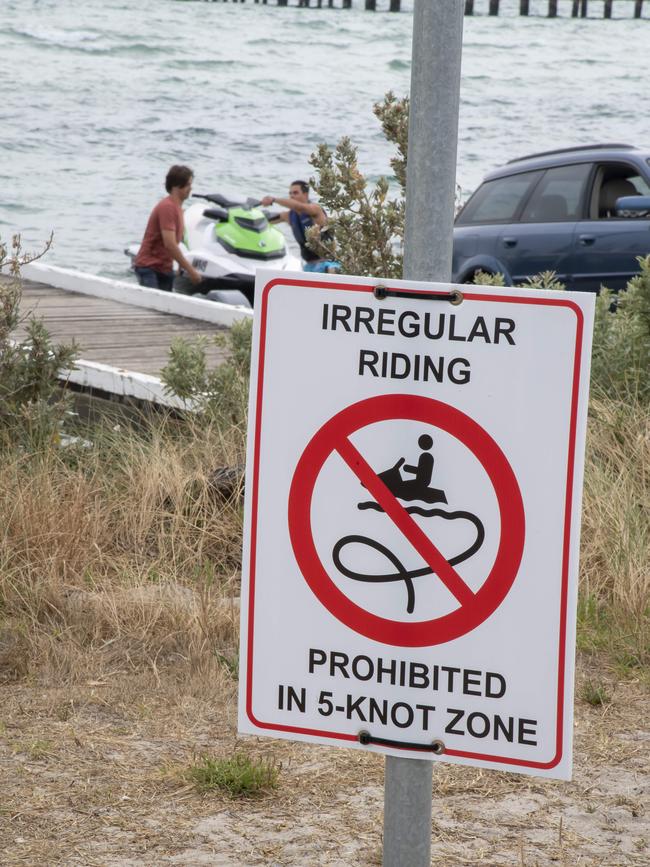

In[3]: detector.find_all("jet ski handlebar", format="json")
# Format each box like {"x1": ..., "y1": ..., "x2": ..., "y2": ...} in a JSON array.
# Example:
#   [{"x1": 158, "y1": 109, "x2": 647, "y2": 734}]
[
  {"x1": 193, "y1": 194, "x2": 275, "y2": 224},
  {"x1": 192, "y1": 193, "x2": 263, "y2": 210}
]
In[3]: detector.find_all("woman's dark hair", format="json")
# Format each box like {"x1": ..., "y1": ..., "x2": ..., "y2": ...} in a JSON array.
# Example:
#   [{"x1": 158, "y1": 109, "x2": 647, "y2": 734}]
[
  {"x1": 165, "y1": 165, "x2": 193, "y2": 193},
  {"x1": 291, "y1": 180, "x2": 309, "y2": 194}
]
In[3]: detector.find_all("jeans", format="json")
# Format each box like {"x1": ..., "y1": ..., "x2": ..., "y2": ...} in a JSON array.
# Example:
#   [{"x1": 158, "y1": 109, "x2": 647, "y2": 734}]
[
  {"x1": 135, "y1": 266, "x2": 175, "y2": 292},
  {"x1": 303, "y1": 260, "x2": 341, "y2": 274}
]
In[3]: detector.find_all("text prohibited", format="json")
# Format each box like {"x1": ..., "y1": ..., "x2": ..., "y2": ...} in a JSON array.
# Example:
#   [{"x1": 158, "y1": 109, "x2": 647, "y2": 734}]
[{"x1": 239, "y1": 272, "x2": 594, "y2": 780}]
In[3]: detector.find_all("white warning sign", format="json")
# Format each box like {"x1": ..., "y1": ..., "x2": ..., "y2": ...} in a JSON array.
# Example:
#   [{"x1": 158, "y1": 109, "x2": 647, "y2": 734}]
[{"x1": 238, "y1": 271, "x2": 594, "y2": 780}]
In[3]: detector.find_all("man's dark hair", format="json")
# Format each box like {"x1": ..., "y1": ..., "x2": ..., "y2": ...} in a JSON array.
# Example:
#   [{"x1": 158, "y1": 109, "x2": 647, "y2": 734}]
[
  {"x1": 291, "y1": 180, "x2": 309, "y2": 194},
  {"x1": 165, "y1": 165, "x2": 193, "y2": 193}
]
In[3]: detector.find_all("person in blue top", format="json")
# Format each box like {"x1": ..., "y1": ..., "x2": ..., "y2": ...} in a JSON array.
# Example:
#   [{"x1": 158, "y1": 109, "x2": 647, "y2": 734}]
[{"x1": 261, "y1": 181, "x2": 340, "y2": 273}]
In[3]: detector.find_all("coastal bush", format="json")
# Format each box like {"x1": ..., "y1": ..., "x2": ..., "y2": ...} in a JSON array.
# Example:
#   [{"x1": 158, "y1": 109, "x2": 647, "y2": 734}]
[
  {"x1": 306, "y1": 93, "x2": 407, "y2": 279},
  {"x1": 0, "y1": 234, "x2": 78, "y2": 451},
  {"x1": 160, "y1": 318, "x2": 252, "y2": 430},
  {"x1": 589, "y1": 255, "x2": 650, "y2": 403}
]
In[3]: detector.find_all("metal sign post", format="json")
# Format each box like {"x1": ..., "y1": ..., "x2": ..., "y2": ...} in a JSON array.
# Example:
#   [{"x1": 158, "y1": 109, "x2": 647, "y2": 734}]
[{"x1": 383, "y1": 3, "x2": 464, "y2": 865}]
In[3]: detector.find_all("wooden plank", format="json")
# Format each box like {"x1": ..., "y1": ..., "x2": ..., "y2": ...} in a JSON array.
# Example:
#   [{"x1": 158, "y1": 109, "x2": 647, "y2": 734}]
[
  {"x1": 62, "y1": 347, "x2": 226, "y2": 363},
  {"x1": 21, "y1": 306, "x2": 186, "y2": 321},
  {"x1": 20, "y1": 266, "x2": 253, "y2": 329},
  {"x1": 14, "y1": 324, "x2": 223, "y2": 341},
  {"x1": 17, "y1": 313, "x2": 224, "y2": 331},
  {"x1": 14, "y1": 339, "x2": 224, "y2": 356},
  {"x1": 18, "y1": 287, "x2": 225, "y2": 328},
  {"x1": 10, "y1": 277, "x2": 232, "y2": 383},
  {"x1": 14, "y1": 322, "x2": 226, "y2": 343}
]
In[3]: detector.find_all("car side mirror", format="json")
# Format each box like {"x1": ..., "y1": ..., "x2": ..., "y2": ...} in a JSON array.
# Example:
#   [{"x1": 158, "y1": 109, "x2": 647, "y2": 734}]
[{"x1": 615, "y1": 195, "x2": 650, "y2": 218}]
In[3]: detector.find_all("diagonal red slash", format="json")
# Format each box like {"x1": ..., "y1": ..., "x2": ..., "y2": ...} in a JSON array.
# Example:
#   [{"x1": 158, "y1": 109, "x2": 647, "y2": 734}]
[{"x1": 336, "y1": 436, "x2": 475, "y2": 608}]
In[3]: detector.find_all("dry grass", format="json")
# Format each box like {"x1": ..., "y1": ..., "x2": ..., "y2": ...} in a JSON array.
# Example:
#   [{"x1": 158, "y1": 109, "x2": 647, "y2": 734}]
[
  {"x1": 579, "y1": 397, "x2": 650, "y2": 668},
  {"x1": 0, "y1": 413, "x2": 244, "y2": 685}
]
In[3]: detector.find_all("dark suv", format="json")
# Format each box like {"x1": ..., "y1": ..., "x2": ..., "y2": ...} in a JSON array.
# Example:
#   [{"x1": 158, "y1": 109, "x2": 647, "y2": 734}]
[{"x1": 453, "y1": 144, "x2": 650, "y2": 292}]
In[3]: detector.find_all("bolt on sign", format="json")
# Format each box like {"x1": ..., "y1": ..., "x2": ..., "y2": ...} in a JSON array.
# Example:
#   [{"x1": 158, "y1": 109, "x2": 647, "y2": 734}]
[{"x1": 238, "y1": 270, "x2": 594, "y2": 780}]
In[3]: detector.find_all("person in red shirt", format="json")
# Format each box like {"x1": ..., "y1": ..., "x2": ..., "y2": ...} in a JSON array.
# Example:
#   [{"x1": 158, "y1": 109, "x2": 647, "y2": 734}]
[{"x1": 134, "y1": 164, "x2": 202, "y2": 291}]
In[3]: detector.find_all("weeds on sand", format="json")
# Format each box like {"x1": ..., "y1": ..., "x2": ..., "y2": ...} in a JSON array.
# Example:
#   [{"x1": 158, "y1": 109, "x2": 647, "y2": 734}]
[
  {"x1": 581, "y1": 679, "x2": 611, "y2": 707},
  {"x1": 186, "y1": 752, "x2": 279, "y2": 797}
]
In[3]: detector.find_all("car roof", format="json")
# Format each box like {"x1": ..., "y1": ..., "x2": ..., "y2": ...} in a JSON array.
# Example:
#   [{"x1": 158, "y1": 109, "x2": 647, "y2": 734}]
[{"x1": 483, "y1": 144, "x2": 650, "y2": 180}]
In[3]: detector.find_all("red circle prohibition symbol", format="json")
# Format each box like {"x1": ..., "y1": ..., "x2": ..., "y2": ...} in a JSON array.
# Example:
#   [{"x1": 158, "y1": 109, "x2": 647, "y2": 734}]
[{"x1": 287, "y1": 394, "x2": 525, "y2": 647}]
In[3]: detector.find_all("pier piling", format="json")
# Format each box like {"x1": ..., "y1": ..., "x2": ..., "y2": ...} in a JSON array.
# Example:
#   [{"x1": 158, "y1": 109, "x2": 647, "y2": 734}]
[{"x1": 229, "y1": 0, "x2": 646, "y2": 17}]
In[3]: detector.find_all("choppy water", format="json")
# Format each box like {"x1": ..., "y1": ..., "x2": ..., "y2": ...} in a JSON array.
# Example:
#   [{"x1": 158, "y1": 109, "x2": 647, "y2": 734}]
[{"x1": 2, "y1": 0, "x2": 649, "y2": 279}]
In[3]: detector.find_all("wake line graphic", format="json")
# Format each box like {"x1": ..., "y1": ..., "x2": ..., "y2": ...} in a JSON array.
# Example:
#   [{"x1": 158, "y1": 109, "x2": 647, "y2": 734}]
[{"x1": 333, "y1": 509, "x2": 485, "y2": 615}]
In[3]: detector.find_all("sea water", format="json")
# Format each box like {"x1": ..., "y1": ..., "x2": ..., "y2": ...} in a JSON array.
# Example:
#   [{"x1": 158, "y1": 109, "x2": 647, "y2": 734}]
[{"x1": 1, "y1": 0, "x2": 649, "y2": 279}]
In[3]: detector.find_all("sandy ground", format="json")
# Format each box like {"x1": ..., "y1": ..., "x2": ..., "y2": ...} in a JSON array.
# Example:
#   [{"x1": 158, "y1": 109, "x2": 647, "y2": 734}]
[{"x1": 0, "y1": 657, "x2": 648, "y2": 867}]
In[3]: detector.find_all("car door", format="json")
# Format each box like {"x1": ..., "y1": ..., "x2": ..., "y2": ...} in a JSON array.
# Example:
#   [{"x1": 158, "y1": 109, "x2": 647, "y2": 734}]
[
  {"x1": 453, "y1": 170, "x2": 542, "y2": 281},
  {"x1": 496, "y1": 163, "x2": 591, "y2": 286},
  {"x1": 570, "y1": 163, "x2": 650, "y2": 293}
]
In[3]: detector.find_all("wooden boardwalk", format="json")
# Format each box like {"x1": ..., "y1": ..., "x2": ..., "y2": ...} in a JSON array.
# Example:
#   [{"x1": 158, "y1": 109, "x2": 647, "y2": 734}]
[
  {"x1": 16, "y1": 277, "x2": 228, "y2": 377},
  {"x1": 6, "y1": 264, "x2": 253, "y2": 407}
]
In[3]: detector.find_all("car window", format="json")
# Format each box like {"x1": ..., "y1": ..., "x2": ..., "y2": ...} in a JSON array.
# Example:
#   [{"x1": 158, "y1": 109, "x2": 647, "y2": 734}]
[
  {"x1": 594, "y1": 164, "x2": 650, "y2": 218},
  {"x1": 456, "y1": 171, "x2": 542, "y2": 225},
  {"x1": 520, "y1": 163, "x2": 591, "y2": 222},
  {"x1": 626, "y1": 175, "x2": 650, "y2": 195}
]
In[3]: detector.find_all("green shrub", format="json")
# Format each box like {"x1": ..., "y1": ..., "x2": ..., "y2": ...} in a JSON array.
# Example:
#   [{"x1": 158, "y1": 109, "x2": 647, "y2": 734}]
[
  {"x1": 186, "y1": 752, "x2": 279, "y2": 797},
  {"x1": 307, "y1": 92, "x2": 407, "y2": 278},
  {"x1": 160, "y1": 318, "x2": 252, "y2": 429},
  {"x1": 590, "y1": 256, "x2": 650, "y2": 402},
  {"x1": 581, "y1": 680, "x2": 611, "y2": 707},
  {"x1": 0, "y1": 234, "x2": 78, "y2": 451}
]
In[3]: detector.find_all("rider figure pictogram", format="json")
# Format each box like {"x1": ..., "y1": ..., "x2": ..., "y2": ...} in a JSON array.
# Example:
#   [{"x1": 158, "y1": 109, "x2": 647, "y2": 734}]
[
  {"x1": 359, "y1": 433, "x2": 447, "y2": 509},
  {"x1": 337, "y1": 432, "x2": 483, "y2": 615}
]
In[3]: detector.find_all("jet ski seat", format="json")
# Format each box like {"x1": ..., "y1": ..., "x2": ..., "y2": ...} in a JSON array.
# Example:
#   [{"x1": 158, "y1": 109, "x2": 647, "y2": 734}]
[
  {"x1": 202, "y1": 193, "x2": 241, "y2": 209},
  {"x1": 203, "y1": 207, "x2": 229, "y2": 222}
]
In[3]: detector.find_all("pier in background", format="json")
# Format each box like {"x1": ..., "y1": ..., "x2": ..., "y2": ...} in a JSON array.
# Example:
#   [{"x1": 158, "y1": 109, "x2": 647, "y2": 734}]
[{"x1": 211, "y1": 0, "x2": 647, "y2": 18}]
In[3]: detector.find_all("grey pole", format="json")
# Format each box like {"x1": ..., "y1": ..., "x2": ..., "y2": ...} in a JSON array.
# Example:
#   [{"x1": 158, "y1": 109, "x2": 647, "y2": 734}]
[
  {"x1": 402, "y1": 0, "x2": 464, "y2": 284},
  {"x1": 383, "y1": 3, "x2": 464, "y2": 866}
]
